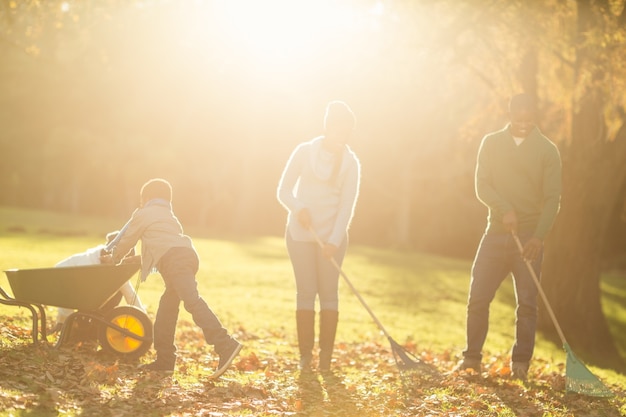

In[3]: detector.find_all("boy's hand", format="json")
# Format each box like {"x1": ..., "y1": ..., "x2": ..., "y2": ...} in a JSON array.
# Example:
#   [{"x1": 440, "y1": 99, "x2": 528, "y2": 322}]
[
  {"x1": 100, "y1": 254, "x2": 114, "y2": 264},
  {"x1": 121, "y1": 255, "x2": 141, "y2": 264}
]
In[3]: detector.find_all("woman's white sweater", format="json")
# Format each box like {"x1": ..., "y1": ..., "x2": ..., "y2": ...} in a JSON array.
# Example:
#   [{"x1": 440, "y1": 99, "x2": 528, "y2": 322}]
[{"x1": 277, "y1": 136, "x2": 360, "y2": 246}]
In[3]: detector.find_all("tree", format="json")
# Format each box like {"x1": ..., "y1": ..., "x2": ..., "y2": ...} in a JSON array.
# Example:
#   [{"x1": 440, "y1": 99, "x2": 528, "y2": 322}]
[
  {"x1": 541, "y1": 0, "x2": 626, "y2": 368},
  {"x1": 436, "y1": 0, "x2": 626, "y2": 367}
]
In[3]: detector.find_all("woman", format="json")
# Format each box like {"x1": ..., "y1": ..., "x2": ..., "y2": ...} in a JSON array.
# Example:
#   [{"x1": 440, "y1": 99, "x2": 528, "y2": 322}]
[{"x1": 277, "y1": 101, "x2": 361, "y2": 371}]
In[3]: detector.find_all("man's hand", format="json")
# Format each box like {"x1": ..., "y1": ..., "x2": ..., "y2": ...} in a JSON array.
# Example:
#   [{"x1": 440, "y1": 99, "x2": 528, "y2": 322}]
[
  {"x1": 502, "y1": 210, "x2": 518, "y2": 233},
  {"x1": 297, "y1": 208, "x2": 312, "y2": 229},
  {"x1": 522, "y1": 237, "x2": 543, "y2": 262}
]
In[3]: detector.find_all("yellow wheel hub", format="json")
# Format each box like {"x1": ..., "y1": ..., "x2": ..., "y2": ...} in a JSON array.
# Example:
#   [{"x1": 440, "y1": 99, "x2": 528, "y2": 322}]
[{"x1": 105, "y1": 313, "x2": 145, "y2": 353}]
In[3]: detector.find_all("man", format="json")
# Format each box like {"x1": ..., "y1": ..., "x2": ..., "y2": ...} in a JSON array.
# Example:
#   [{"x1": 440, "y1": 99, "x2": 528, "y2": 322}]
[{"x1": 457, "y1": 93, "x2": 562, "y2": 381}]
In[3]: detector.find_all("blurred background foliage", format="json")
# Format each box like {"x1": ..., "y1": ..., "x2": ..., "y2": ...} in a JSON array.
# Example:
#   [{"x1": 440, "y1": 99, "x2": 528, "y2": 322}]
[
  {"x1": 1, "y1": 0, "x2": 626, "y2": 364},
  {"x1": 0, "y1": 0, "x2": 516, "y2": 256}
]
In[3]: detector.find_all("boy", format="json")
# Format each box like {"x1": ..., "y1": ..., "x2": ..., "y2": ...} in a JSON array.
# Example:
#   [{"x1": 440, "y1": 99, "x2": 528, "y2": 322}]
[{"x1": 102, "y1": 178, "x2": 242, "y2": 376}]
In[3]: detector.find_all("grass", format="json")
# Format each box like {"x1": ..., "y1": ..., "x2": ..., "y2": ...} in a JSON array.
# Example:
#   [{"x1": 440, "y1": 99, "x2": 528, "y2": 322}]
[{"x1": 0, "y1": 206, "x2": 625, "y2": 416}]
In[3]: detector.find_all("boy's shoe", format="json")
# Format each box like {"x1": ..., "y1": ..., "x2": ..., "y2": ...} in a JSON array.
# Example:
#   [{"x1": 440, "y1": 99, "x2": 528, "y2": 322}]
[
  {"x1": 511, "y1": 361, "x2": 529, "y2": 381},
  {"x1": 139, "y1": 360, "x2": 175, "y2": 374},
  {"x1": 212, "y1": 339, "x2": 243, "y2": 379},
  {"x1": 454, "y1": 358, "x2": 481, "y2": 373}
]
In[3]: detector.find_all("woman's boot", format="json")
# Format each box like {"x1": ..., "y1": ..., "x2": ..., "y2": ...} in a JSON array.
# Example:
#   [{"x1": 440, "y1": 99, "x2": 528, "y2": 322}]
[
  {"x1": 318, "y1": 310, "x2": 339, "y2": 371},
  {"x1": 296, "y1": 310, "x2": 315, "y2": 371}
]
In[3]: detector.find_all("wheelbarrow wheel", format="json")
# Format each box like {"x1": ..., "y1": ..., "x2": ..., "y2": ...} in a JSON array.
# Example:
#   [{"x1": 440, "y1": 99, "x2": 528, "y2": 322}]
[{"x1": 98, "y1": 306, "x2": 152, "y2": 359}]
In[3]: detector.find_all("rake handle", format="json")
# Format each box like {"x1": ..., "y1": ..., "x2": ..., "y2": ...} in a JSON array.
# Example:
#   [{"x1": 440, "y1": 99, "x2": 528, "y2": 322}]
[
  {"x1": 308, "y1": 228, "x2": 392, "y2": 340},
  {"x1": 511, "y1": 232, "x2": 568, "y2": 347}
]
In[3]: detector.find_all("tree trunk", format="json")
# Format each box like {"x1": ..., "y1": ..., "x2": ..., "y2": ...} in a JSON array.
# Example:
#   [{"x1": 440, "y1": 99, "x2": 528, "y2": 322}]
[{"x1": 541, "y1": 86, "x2": 626, "y2": 370}]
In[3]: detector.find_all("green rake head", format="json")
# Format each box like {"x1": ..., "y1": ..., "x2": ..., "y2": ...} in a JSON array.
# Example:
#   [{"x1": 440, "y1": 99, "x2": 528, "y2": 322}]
[{"x1": 564, "y1": 344, "x2": 614, "y2": 398}]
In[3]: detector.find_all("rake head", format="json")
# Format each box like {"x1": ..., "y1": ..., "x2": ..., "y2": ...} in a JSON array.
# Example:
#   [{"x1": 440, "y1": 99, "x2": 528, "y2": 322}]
[
  {"x1": 388, "y1": 338, "x2": 439, "y2": 376},
  {"x1": 564, "y1": 344, "x2": 614, "y2": 398}
]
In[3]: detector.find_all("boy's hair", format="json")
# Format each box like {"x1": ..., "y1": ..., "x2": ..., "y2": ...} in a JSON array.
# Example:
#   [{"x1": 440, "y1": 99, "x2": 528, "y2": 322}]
[{"x1": 140, "y1": 178, "x2": 172, "y2": 203}]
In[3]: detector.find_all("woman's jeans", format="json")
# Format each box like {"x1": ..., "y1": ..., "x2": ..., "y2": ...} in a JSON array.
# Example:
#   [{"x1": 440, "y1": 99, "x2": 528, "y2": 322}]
[
  {"x1": 286, "y1": 233, "x2": 347, "y2": 311},
  {"x1": 153, "y1": 247, "x2": 228, "y2": 363},
  {"x1": 463, "y1": 233, "x2": 542, "y2": 363}
]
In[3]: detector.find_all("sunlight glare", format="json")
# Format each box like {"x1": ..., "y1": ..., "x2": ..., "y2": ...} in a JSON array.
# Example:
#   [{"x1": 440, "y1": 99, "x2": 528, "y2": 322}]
[
  {"x1": 370, "y1": 1, "x2": 384, "y2": 16},
  {"x1": 215, "y1": 0, "x2": 366, "y2": 67}
]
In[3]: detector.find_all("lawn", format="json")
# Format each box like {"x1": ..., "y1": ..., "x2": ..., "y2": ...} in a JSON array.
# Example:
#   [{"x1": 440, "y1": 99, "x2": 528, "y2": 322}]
[{"x1": 0, "y1": 207, "x2": 625, "y2": 416}]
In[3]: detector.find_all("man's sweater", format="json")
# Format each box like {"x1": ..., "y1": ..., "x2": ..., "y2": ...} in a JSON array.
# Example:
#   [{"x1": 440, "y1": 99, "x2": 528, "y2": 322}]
[{"x1": 475, "y1": 124, "x2": 562, "y2": 239}]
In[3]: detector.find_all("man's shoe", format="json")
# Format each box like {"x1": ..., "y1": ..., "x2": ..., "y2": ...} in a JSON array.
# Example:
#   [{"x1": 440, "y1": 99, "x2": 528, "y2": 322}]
[
  {"x1": 454, "y1": 358, "x2": 481, "y2": 373},
  {"x1": 511, "y1": 361, "x2": 529, "y2": 381},
  {"x1": 212, "y1": 339, "x2": 242, "y2": 378},
  {"x1": 139, "y1": 360, "x2": 175, "y2": 374}
]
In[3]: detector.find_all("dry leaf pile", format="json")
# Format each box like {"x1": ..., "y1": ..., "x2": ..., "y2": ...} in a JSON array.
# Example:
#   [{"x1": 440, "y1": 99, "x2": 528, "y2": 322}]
[{"x1": 0, "y1": 319, "x2": 624, "y2": 416}]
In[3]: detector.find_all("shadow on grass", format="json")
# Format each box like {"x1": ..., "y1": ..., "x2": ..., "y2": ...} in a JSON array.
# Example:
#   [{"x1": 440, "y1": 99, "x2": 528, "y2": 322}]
[
  {"x1": 601, "y1": 273, "x2": 626, "y2": 359},
  {"x1": 295, "y1": 371, "x2": 361, "y2": 416},
  {"x1": 0, "y1": 335, "x2": 181, "y2": 417},
  {"x1": 485, "y1": 375, "x2": 622, "y2": 417},
  {"x1": 402, "y1": 370, "x2": 624, "y2": 416}
]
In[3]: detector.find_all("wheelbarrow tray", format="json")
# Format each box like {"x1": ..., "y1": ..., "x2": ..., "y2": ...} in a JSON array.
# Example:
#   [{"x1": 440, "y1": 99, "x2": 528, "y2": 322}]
[{"x1": 4, "y1": 263, "x2": 140, "y2": 311}]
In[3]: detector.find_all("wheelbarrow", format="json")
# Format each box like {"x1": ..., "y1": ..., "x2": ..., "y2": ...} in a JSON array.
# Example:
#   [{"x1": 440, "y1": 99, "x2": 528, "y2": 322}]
[{"x1": 1, "y1": 262, "x2": 153, "y2": 359}]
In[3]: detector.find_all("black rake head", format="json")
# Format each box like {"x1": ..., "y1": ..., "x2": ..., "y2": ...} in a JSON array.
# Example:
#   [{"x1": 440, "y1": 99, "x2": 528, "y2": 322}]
[{"x1": 388, "y1": 338, "x2": 440, "y2": 377}]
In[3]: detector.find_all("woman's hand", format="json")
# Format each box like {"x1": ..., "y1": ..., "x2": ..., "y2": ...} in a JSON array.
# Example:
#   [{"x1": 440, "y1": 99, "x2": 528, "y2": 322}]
[
  {"x1": 322, "y1": 243, "x2": 338, "y2": 259},
  {"x1": 297, "y1": 208, "x2": 312, "y2": 229}
]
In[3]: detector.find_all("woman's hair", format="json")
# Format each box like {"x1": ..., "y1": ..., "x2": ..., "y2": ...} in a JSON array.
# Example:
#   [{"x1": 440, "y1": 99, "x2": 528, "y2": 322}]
[
  {"x1": 322, "y1": 101, "x2": 356, "y2": 184},
  {"x1": 140, "y1": 178, "x2": 172, "y2": 203},
  {"x1": 324, "y1": 100, "x2": 356, "y2": 131}
]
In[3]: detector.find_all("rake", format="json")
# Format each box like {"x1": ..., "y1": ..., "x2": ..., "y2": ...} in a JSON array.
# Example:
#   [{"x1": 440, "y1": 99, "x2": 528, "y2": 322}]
[
  {"x1": 511, "y1": 232, "x2": 613, "y2": 397},
  {"x1": 309, "y1": 228, "x2": 437, "y2": 375}
]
